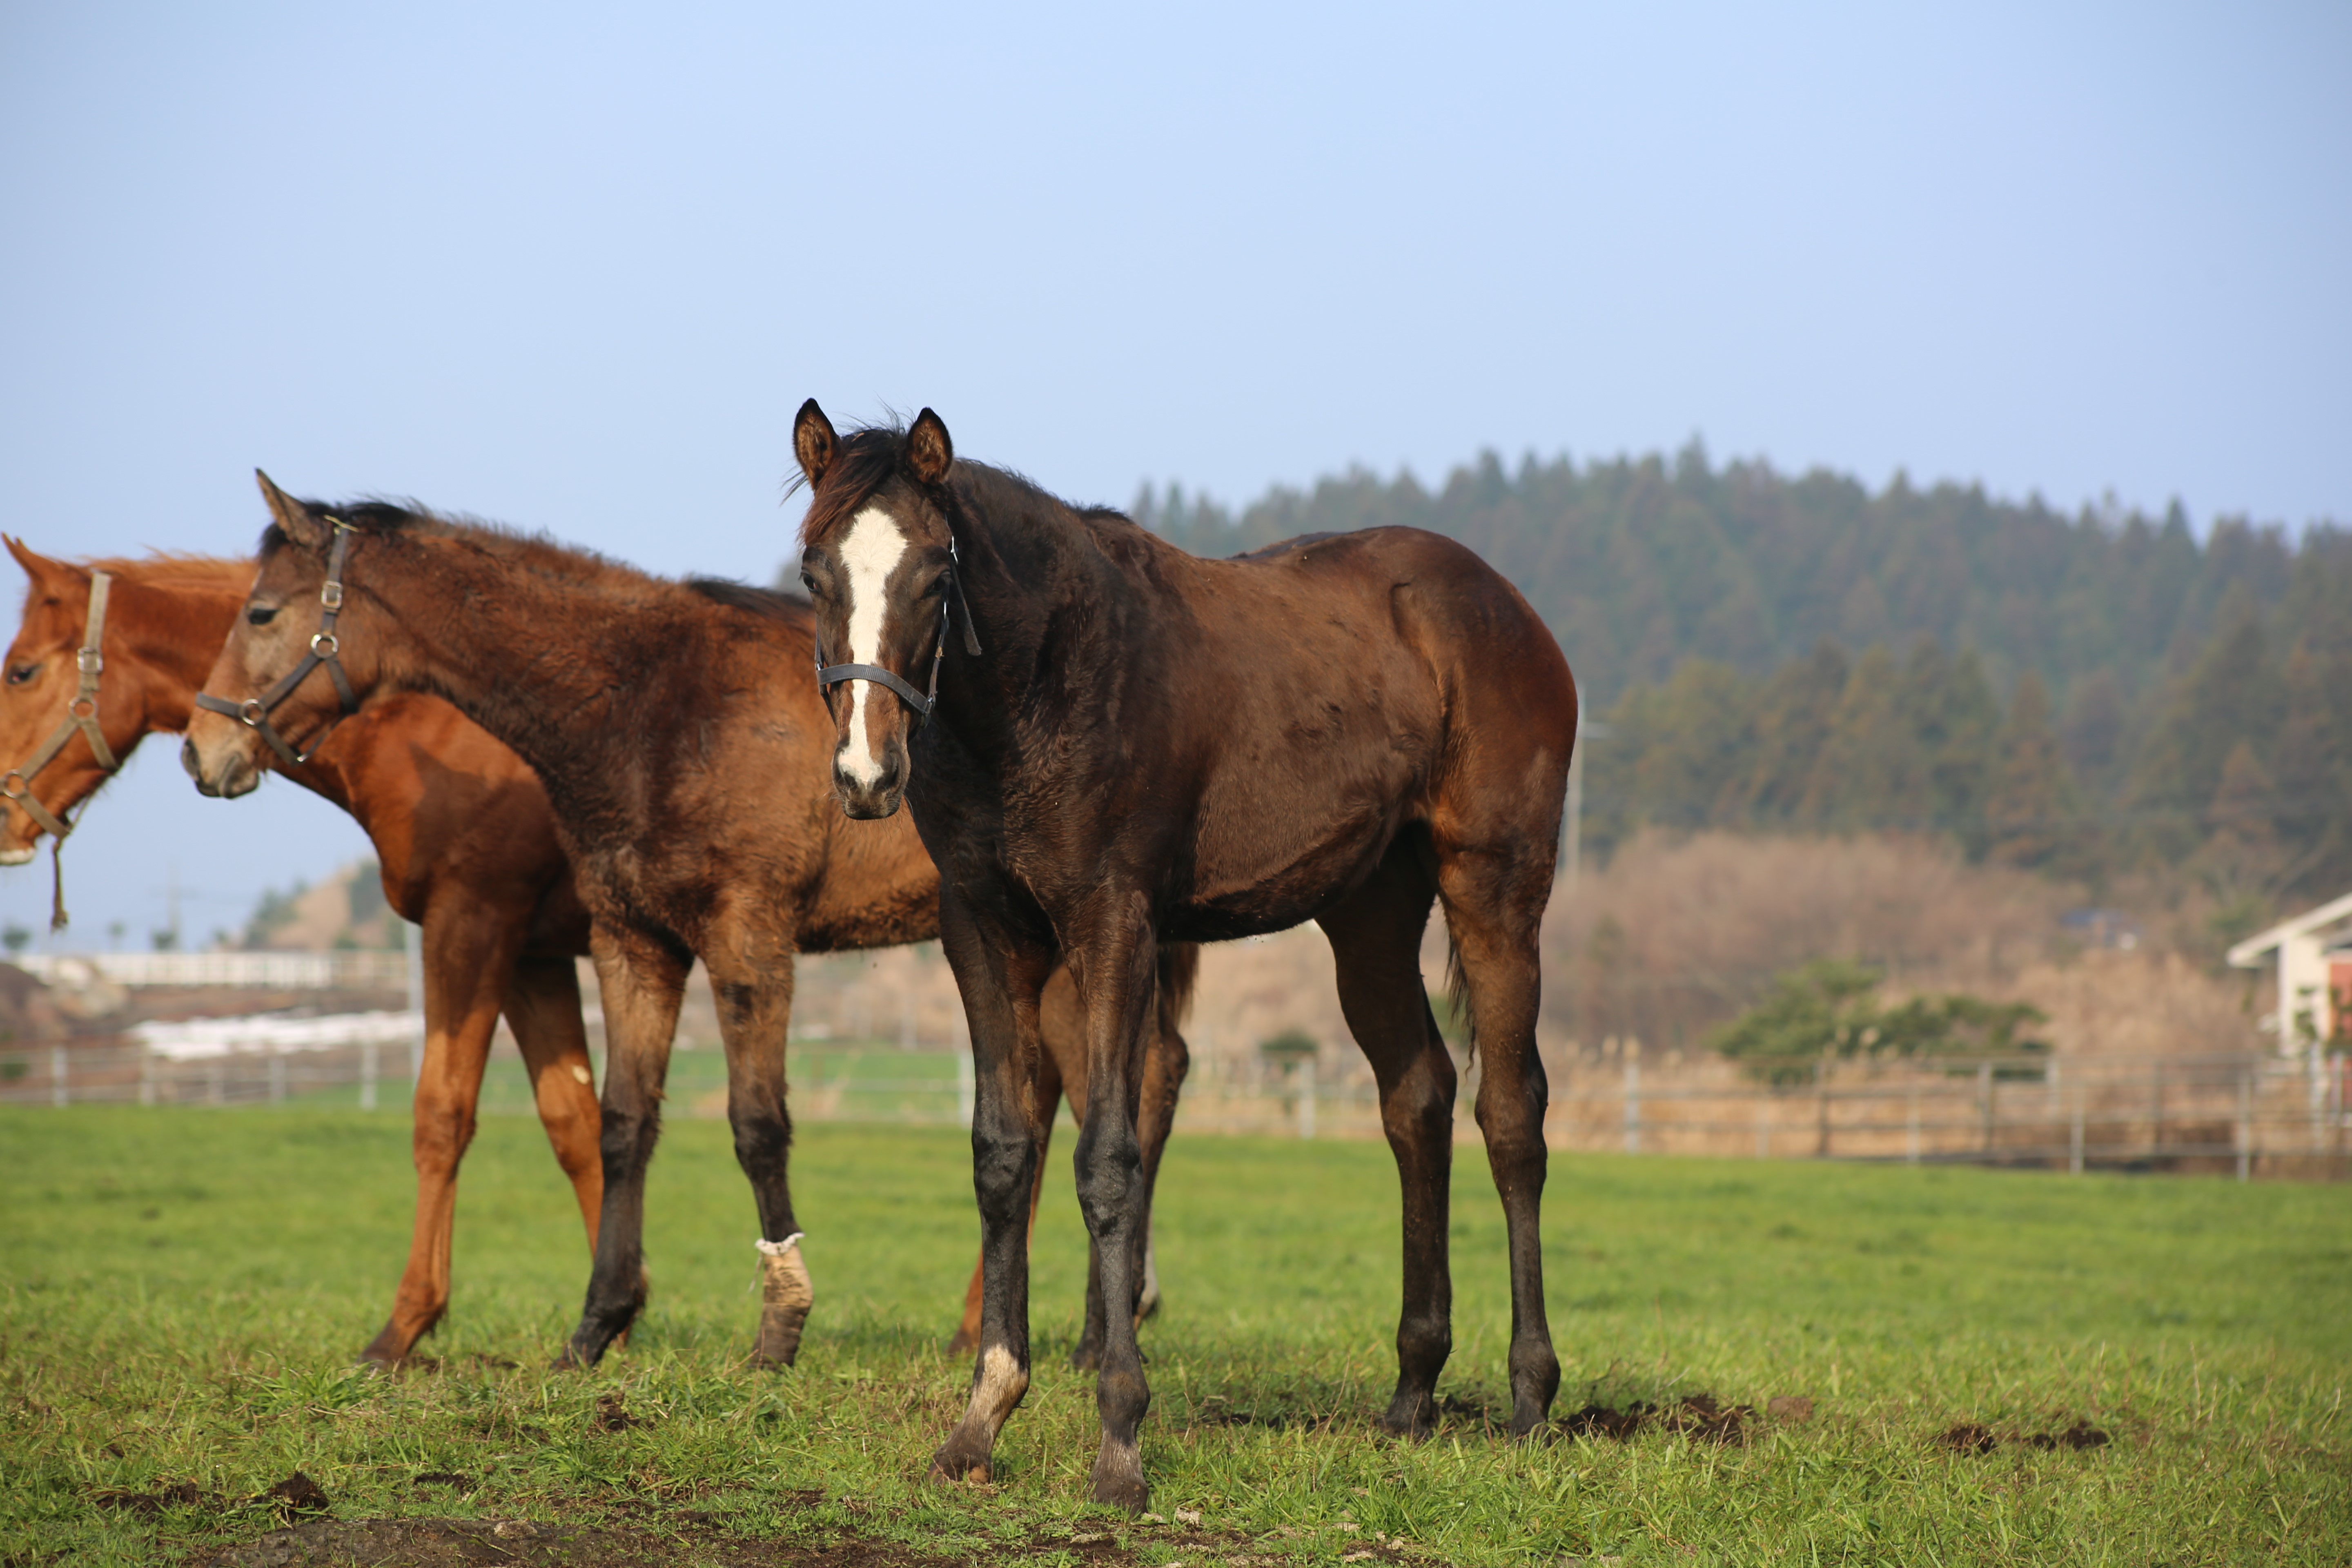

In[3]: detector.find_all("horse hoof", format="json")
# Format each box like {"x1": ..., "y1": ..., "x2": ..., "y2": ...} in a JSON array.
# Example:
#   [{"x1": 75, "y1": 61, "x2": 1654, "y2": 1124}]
[
  {"x1": 927, "y1": 1446, "x2": 993, "y2": 1487},
  {"x1": 947, "y1": 1327, "x2": 979, "y2": 1356},
  {"x1": 1376, "y1": 1403, "x2": 1437, "y2": 1442},
  {"x1": 1069, "y1": 1342, "x2": 1103, "y2": 1372},
  {"x1": 754, "y1": 1238, "x2": 814, "y2": 1367},
  {"x1": 553, "y1": 1334, "x2": 608, "y2": 1372},
  {"x1": 1087, "y1": 1440, "x2": 1148, "y2": 1512}
]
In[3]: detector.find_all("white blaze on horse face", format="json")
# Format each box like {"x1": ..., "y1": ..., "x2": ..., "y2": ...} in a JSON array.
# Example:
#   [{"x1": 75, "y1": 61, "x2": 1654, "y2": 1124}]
[{"x1": 835, "y1": 505, "x2": 911, "y2": 787}]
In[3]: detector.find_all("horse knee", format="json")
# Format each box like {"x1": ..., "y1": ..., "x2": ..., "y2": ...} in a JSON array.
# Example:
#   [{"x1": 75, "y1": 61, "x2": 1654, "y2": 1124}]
[
  {"x1": 971, "y1": 1126, "x2": 1036, "y2": 1221},
  {"x1": 597, "y1": 1102, "x2": 659, "y2": 1174},
  {"x1": 1074, "y1": 1127, "x2": 1141, "y2": 1233},
  {"x1": 730, "y1": 1107, "x2": 792, "y2": 1175}
]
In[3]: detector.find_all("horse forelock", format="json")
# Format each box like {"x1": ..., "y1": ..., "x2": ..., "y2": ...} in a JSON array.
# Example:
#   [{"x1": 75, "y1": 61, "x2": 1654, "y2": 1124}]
[{"x1": 798, "y1": 427, "x2": 916, "y2": 547}]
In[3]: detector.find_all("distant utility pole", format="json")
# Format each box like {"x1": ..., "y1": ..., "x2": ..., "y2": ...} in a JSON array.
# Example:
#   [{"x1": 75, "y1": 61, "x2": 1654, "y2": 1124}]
[{"x1": 1563, "y1": 717, "x2": 1608, "y2": 896}]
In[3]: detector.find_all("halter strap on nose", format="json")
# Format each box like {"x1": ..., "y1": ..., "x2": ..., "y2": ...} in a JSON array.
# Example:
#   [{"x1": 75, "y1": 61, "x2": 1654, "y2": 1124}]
[
  {"x1": 2, "y1": 568, "x2": 122, "y2": 928},
  {"x1": 193, "y1": 520, "x2": 361, "y2": 767}
]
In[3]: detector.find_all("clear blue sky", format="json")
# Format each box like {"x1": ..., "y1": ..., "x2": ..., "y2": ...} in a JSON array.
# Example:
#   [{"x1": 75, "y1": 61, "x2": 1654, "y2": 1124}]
[{"x1": 2, "y1": 1, "x2": 2346, "y2": 949}]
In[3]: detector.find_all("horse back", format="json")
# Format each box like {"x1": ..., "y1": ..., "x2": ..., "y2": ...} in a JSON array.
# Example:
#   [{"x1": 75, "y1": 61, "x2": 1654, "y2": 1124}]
[{"x1": 1141, "y1": 526, "x2": 1574, "y2": 932}]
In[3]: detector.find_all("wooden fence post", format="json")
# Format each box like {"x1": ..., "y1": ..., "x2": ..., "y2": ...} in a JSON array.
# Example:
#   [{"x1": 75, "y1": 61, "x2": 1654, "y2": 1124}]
[
  {"x1": 49, "y1": 1045, "x2": 66, "y2": 1108},
  {"x1": 1814, "y1": 1056, "x2": 1830, "y2": 1158},
  {"x1": 2236, "y1": 1066, "x2": 2253, "y2": 1183},
  {"x1": 1622, "y1": 1055, "x2": 1640, "y2": 1154},
  {"x1": 1978, "y1": 1061, "x2": 1995, "y2": 1156}
]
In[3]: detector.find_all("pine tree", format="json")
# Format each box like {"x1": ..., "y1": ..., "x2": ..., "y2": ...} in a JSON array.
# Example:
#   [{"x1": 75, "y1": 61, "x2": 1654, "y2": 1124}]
[{"x1": 1987, "y1": 671, "x2": 2074, "y2": 869}]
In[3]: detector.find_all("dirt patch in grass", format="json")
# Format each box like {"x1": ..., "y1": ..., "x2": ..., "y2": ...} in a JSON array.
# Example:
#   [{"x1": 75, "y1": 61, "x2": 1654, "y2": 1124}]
[
  {"x1": 94, "y1": 1473, "x2": 330, "y2": 1526},
  {"x1": 1937, "y1": 1422, "x2": 2000, "y2": 1455},
  {"x1": 1937, "y1": 1418, "x2": 2110, "y2": 1455},
  {"x1": 94, "y1": 1481, "x2": 232, "y2": 1519},
  {"x1": 1558, "y1": 1391, "x2": 1758, "y2": 1444},
  {"x1": 198, "y1": 1517, "x2": 968, "y2": 1568},
  {"x1": 590, "y1": 1393, "x2": 644, "y2": 1433}
]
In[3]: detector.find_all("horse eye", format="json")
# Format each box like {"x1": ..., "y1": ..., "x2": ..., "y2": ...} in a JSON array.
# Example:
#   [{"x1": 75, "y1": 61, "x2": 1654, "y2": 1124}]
[
  {"x1": 799, "y1": 573, "x2": 821, "y2": 596},
  {"x1": 4, "y1": 662, "x2": 36, "y2": 686},
  {"x1": 246, "y1": 605, "x2": 279, "y2": 626}
]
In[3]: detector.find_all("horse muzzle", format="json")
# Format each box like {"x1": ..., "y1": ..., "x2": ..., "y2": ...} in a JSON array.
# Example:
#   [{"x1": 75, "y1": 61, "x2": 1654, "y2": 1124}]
[{"x1": 182, "y1": 735, "x2": 261, "y2": 800}]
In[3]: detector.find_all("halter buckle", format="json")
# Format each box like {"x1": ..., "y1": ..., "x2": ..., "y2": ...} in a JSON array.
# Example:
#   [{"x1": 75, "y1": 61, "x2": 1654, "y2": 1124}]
[
  {"x1": 239, "y1": 698, "x2": 268, "y2": 727},
  {"x1": 76, "y1": 648, "x2": 102, "y2": 676},
  {"x1": 311, "y1": 631, "x2": 340, "y2": 657},
  {"x1": 67, "y1": 697, "x2": 96, "y2": 721},
  {"x1": 0, "y1": 773, "x2": 25, "y2": 800},
  {"x1": 320, "y1": 582, "x2": 344, "y2": 610}
]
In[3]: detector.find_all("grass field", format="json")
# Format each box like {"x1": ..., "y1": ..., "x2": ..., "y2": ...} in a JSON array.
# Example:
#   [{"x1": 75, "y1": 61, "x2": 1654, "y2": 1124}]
[{"x1": 2, "y1": 1106, "x2": 2347, "y2": 1566}]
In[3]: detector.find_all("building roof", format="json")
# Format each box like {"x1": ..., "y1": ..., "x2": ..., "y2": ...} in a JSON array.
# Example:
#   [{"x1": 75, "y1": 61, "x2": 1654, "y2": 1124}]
[{"x1": 2226, "y1": 890, "x2": 2352, "y2": 969}]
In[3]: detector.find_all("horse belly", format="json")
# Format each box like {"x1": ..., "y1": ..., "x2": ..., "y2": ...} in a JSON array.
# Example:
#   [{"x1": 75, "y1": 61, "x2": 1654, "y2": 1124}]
[{"x1": 1174, "y1": 755, "x2": 1417, "y2": 939}]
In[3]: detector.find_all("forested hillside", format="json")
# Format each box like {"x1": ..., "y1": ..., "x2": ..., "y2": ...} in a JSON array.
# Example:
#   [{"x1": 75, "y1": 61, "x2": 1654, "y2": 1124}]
[{"x1": 1138, "y1": 447, "x2": 2352, "y2": 913}]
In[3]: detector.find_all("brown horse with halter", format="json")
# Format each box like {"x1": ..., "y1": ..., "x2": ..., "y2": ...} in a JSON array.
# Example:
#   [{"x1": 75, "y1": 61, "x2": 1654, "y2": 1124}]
[
  {"x1": 791, "y1": 404, "x2": 1575, "y2": 1510},
  {"x1": 179, "y1": 479, "x2": 1192, "y2": 1370},
  {"x1": 1, "y1": 540, "x2": 603, "y2": 1368}
]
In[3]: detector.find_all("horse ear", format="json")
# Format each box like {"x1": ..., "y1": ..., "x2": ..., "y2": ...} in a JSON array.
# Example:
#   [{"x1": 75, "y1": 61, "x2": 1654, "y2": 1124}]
[
  {"x1": 5, "y1": 537, "x2": 56, "y2": 586},
  {"x1": 794, "y1": 400, "x2": 838, "y2": 488},
  {"x1": 254, "y1": 470, "x2": 332, "y2": 551},
  {"x1": 906, "y1": 408, "x2": 953, "y2": 486}
]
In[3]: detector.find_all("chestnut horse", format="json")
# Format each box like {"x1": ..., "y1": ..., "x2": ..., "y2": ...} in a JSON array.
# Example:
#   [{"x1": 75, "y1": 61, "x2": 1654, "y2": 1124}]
[
  {"x1": 182, "y1": 481, "x2": 1192, "y2": 1370},
  {"x1": 2, "y1": 543, "x2": 603, "y2": 1365},
  {"x1": 791, "y1": 405, "x2": 1575, "y2": 1509}
]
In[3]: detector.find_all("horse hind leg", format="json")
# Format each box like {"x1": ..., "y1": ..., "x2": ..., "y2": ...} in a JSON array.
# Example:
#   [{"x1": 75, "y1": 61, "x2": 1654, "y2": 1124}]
[
  {"x1": 1437, "y1": 841, "x2": 1562, "y2": 1437},
  {"x1": 359, "y1": 902, "x2": 522, "y2": 1369},
  {"x1": 502, "y1": 953, "x2": 603, "y2": 1252},
  {"x1": 952, "y1": 1033, "x2": 1061, "y2": 1357},
  {"x1": 1318, "y1": 844, "x2": 1456, "y2": 1439},
  {"x1": 704, "y1": 950, "x2": 811, "y2": 1368}
]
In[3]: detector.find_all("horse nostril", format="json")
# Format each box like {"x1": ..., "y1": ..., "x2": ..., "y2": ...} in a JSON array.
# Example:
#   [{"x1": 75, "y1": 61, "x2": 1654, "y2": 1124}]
[{"x1": 180, "y1": 738, "x2": 202, "y2": 782}]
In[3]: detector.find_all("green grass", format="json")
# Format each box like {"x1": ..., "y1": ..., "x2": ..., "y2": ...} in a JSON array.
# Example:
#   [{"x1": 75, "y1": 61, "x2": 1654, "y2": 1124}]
[{"x1": 2, "y1": 1106, "x2": 2347, "y2": 1565}]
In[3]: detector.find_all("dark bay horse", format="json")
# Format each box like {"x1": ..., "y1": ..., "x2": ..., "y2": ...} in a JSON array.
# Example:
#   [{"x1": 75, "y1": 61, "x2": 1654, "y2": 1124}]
[
  {"x1": 791, "y1": 405, "x2": 1576, "y2": 1509},
  {"x1": 2, "y1": 541, "x2": 602, "y2": 1367},
  {"x1": 180, "y1": 479, "x2": 1192, "y2": 1370}
]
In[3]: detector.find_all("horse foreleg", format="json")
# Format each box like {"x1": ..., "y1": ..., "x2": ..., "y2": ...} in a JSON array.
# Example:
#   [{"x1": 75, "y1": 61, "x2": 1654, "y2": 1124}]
[
  {"x1": 359, "y1": 901, "x2": 524, "y2": 1369},
  {"x1": 559, "y1": 925, "x2": 684, "y2": 1368},
  {"x1": 930, "y1": 890, "x2": 1053, "y2": 1490}
]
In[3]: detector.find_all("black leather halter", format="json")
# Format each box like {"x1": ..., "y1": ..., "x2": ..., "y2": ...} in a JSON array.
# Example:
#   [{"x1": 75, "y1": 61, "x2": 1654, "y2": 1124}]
[
  {"x1": 2, "y1": 569, "x2": 120, "y2": 928},
  {"x1": 194, "y1": 520, "x2": 361, "y2": 767},
  {"x1": 814, "y1": 535, "x2": 982, "y2": 720}
]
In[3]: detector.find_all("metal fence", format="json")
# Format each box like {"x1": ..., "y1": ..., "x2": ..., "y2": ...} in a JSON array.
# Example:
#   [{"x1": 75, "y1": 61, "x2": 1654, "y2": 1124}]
[{"x1": 6, "y1": 1038, "x2": 2345, "y2": 1180}]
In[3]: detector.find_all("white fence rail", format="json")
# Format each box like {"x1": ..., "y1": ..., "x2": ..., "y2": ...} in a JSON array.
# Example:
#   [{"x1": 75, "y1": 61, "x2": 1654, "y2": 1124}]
[
  {"x1": 5, "y1": 1039, "x2": 2346, "y2": 1180},
  {"x1": 13, "y1": 951, "x2": 410, "y2": 989}
]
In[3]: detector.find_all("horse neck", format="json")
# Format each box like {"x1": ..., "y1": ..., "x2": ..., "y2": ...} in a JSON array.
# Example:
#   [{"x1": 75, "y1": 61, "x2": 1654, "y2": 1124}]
[
  {"x1": 358, "y1": 535, "x2": 682, "y2": 823},
  {"x1": 942, "y1": 484, "x2": 1130, "y2": 746}
]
